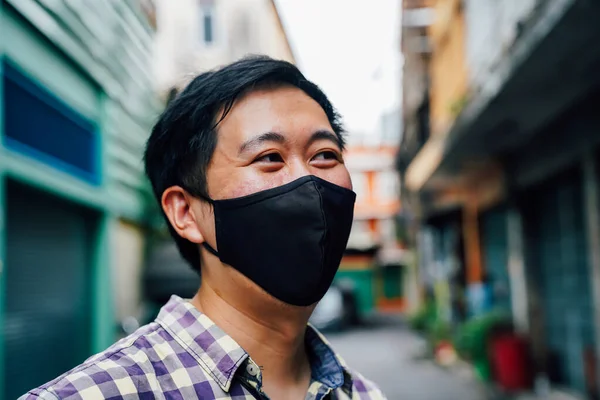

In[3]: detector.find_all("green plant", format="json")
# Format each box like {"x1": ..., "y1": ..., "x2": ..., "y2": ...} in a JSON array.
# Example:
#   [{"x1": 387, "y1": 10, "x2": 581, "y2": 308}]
[
  {"x1": 452, "y1": 310, "x2": 511, "y2": 382},
  {"x1": 428, "y1": 319, "x2": 453, "y2": 347},
  {"x1": 408, "y1": 300, "x2": 437, "y2": 333},
  {"x1": 453, "y1": 310, "x2": 511, "y2": 361}
]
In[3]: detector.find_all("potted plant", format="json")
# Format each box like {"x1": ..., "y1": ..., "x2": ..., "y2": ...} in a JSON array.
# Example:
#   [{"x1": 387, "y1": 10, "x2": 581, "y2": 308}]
[{"x1": 453, "y1": 310, "x2": 511, "y2": 382}]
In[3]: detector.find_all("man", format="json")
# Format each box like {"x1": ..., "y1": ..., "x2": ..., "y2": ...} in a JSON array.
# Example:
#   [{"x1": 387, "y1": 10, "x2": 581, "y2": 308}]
[{"x1": 21, "y1": 56, "x2": 386, "y2": 400}]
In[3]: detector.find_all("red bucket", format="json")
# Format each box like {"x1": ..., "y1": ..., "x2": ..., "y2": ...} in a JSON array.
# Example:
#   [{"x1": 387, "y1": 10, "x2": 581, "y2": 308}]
[{"x1": 490, "y1": 334, "x2": 532, "y2": 391}]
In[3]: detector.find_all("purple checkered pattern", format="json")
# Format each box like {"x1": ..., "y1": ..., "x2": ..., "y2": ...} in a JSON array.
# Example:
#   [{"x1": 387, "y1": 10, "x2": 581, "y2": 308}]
[{"x1": 19, "y1": 296, "x2": 386, "y2": 399}]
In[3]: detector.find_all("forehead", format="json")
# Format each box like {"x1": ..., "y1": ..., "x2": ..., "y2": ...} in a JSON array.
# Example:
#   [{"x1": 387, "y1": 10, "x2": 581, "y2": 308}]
[{"x1": 215, "y1": 86, "x2": 333, "y2": 144}]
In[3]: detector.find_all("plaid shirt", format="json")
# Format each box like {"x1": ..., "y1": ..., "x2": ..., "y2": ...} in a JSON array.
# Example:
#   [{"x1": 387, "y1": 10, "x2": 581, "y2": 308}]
[{"x1": 20, "y1": 296, "x2": 386, "y2": 399}]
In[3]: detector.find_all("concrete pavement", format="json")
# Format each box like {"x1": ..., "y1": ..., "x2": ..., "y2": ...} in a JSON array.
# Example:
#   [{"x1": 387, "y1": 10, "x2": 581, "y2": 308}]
[{"x1": 323, "y1": 315, "x2": 488, "y2": 400}]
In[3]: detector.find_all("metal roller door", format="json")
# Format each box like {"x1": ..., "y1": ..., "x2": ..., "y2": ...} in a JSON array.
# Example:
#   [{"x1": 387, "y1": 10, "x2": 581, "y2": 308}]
[
  {"x1": 524, "y1": 168, "x2": 595, "y2": 393},
  {"x1": 4, "y1": 182, "x2": 96, "y2": 399}
]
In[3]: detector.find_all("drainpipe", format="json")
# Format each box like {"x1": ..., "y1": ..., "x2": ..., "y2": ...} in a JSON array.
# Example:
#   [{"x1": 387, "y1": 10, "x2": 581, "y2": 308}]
[
  {"x1": 462, "y1": 197, "x2": 483, "y2": 285},
  {"x1": 462, "y1": 192, "x2": 488, "y2": 318}
]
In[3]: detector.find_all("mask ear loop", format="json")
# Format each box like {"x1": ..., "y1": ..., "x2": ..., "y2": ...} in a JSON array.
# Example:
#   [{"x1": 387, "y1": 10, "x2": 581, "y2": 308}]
[
  {"x1": 200, "y1": 196, "x2": 220, "y2": 257},
  {"x1": 202, "y1": 242, "x2": 219, "y2": 257}
]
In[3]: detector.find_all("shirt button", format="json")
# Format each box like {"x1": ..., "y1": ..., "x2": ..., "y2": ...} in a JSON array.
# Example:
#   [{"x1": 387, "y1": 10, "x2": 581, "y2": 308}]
[{"x1": 246, "y1": 363, "x2": 259, "y2": 377}]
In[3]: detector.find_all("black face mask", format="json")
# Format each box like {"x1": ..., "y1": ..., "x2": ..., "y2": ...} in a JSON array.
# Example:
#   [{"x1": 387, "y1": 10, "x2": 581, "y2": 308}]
[{"x1": 202, "y1": 175, "x2": 356, "y2": 306}]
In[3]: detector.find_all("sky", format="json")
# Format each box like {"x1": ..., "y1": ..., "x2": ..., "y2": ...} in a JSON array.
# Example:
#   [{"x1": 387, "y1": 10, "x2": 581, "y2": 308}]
[{"x1": 275, "y1": 0, "x2": 402, "y2": 144}]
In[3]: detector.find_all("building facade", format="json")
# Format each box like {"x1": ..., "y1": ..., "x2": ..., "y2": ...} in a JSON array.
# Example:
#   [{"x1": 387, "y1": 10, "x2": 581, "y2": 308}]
[
  {"x1": 341, "y1": 145, "x2": 407, "y2": 316},
  {"x1": 399, "y1": 0, "x2": 600, "y2": 395},
  {"x1": 154, "y1": 0, "x2": 295, "y2": 97},
  {"x1": 0, "y1": 0, "x2": 161, "y2": 397}
]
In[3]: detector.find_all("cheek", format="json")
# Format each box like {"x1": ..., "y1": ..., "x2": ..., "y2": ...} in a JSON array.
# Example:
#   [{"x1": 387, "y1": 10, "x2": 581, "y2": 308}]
[
  {"x1": 219, "y1": 174, "x2": 286, "y2": 199},
  {"x1": 208, "y1": 166, "x2": 265, "y2": 199},
  {"x1": 306, "y1": 163, "x2": 352, "y2": 190},
  {"x1": 212, "y1": 166, "x2": 352, "y2": 199},
  {"x1": 227, "y1": 182, "x2": 259, "y2": 198},
  {"x1": 321, "y1": 167, "x2": 352, "y2": 190}
]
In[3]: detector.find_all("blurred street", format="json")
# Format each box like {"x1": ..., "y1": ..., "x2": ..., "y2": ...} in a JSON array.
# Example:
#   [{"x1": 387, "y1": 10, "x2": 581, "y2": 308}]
[
  {"x1": 4, "y1": 0, "x2": 600, "y2": 397},
  {"x1": 326, "y1": 317, "x2": 487, "y2": 400}
]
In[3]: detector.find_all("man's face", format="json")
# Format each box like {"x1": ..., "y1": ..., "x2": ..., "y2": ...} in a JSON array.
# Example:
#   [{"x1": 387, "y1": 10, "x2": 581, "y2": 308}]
[
  {"x1": 165, "y1": 85, "x2": 352, "y2": 306},
  {"x1": 197, "y1": 85, "x2": 351, "y2": 243}
]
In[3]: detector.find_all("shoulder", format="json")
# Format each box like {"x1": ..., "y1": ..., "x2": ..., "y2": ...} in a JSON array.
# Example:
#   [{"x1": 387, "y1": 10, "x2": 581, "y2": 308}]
[
  {"x1": 347, "y1": 369, "x2": 387, "y2": 400},
  {"x1": 19, "y1": 322, "x2": 208, "y2": 399}
]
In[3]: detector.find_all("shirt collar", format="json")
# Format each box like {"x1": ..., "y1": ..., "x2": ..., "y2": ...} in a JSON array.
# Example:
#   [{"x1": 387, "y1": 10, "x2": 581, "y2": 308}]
[
  {"x1": 156, "y1": 296, "x2": 353, "y2": 395},
  {"x1": 156, "y1": 295, "x2": 248, "y2": 392},
  {"x1": 306, "y1": 323, "x2": 354, "y2": 396}
]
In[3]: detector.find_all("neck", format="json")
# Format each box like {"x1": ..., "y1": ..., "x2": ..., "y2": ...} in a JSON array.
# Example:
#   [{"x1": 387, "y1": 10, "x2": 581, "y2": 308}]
[{"x1": 191, "y1": 281, "x2": 313, "y2": 386}]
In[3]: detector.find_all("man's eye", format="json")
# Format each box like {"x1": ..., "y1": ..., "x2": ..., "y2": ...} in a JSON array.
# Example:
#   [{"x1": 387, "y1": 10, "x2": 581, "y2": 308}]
[
  {"x1": 313, "y1": 151, "x2": 340, "y2": 161},
  {"x1": 256, "y1": 153, "x2": 284, "y2": 163}
]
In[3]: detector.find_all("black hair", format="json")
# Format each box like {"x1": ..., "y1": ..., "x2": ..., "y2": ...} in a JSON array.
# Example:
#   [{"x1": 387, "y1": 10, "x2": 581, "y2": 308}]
[{"x1": 144, "y1": 55, "x2": 346, "y2": 271}]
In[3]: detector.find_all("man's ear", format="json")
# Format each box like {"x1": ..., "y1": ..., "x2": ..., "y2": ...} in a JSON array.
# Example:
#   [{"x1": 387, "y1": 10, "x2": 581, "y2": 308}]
[{"x1": 161, "y1": 186, "x2": 205, "y2": 244}]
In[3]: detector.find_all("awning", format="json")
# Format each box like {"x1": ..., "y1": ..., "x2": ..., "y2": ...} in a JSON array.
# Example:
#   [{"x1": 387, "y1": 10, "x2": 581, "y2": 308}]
[{"x1": 406, "y1": 0, "x2": 600, "y2": 192}]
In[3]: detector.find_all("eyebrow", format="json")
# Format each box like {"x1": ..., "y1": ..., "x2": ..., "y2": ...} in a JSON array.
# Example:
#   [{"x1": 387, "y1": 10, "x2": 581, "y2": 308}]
[
  {"x1": 238, "y1": 130, "x2": 342, "y2": 154},
  {"x1": 238, "y1": 132, "x2": 286, "y2": 155},
  {"x1": 238, "y1": 130, "x2": 341, "y2": 156},
  {"x1": 305, "y1": 130, "x2": 341, "y2": 150}
]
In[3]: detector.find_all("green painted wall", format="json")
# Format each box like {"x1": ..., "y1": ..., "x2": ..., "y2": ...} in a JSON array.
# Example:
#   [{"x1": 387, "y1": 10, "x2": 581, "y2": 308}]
[
  {"x1": 381, "y1": 266, "x2": 404, "y2": 299},
  {"x1": 0, "y1": 1, "x2": 7, "y2": 392},
  {"x1": 1, "y1": 9, "x2": 106, "y2": 210},
  {"x1": 2, "y1": 8, "x2": 100, "y2": 121},
  {"x1": 3, "y1": 1, "x2": 161, "y2": 223},
  {"x1": 0, "y1": 2, "x2": 158, "y2": 392},
  {"x1": 92, "y1": 93, "x2": 116, "y2": 353},
  {"x1": 92, "y1": 214, "x2": 115, "y2": 353},
  {"x1": 0, "y1": 1, "x2": 159, "y2": 394},
  {"x1": 104, "y1": 98, "x2": 155, "y2": 222},
  {"x1": 0, "y1": 175, "x2": 5, "y2": 398},
  {"x1": 335, "y1": 269, "x2": 375, "y2": 316}
]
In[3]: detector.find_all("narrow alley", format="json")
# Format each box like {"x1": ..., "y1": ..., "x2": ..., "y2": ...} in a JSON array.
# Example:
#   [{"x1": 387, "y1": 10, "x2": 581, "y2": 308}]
[{"x1": 326, "y1": 319, "x2": 487, "y2": 400}]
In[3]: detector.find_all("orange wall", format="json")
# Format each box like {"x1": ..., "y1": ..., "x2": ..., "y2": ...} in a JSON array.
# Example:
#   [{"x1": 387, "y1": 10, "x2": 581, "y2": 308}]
[
  {"x1": 428, "y1": 0, "x2": 468, "y2": 136},
  {"x1": 345, "y1": 146, "x2": 401, "y2": 218}
]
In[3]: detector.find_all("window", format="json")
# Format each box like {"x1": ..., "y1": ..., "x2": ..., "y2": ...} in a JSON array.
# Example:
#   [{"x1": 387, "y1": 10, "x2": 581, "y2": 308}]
[
  {"x1": 200, "y1": 5, "x2": 215, "y2": 45},
  {"x1": 3, "y1": 61, "x2": 100, "y2": 185}
]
